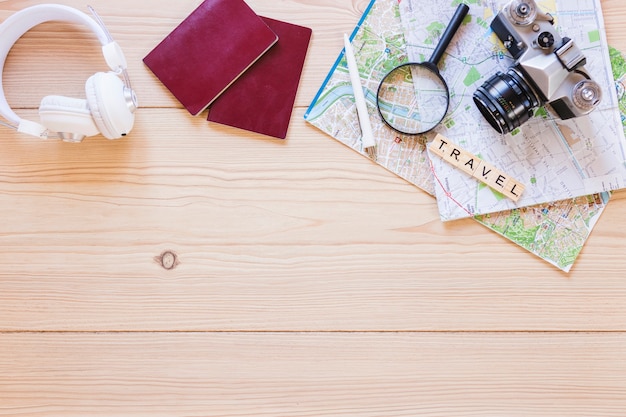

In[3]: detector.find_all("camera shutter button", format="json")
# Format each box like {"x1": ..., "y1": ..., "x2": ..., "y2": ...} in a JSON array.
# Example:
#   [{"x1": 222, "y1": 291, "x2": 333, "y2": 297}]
[{"x1": 537, "y1": 31, "x2": 555, "y2": 49}]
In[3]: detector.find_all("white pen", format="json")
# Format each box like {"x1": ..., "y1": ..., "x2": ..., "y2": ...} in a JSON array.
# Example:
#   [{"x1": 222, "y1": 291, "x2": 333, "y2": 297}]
[{"x1": 343, "y1": 33, "x2": 376, "y2": 159}]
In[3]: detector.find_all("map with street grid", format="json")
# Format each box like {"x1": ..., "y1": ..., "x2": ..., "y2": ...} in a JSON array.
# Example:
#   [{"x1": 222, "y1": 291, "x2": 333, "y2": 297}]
[{"x1": 305, "y1": 0, "x2": 626, "y2": 271}]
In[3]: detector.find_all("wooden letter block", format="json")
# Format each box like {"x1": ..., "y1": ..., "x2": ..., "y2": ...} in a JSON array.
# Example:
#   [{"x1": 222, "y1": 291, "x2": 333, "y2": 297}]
[
  {"x1": 475, "y1": 160, "x2": 498, "y2": 184},
  {"x1": 457, "y1": 150, "x2": 479, "y2": 176},
  {"x1": 446, "y1": 147, "x2": 463, "y2": 166},
  {"x1": 429, "y1": 134, "x2": 450, "y2": 159},
  {"x1": 486, "y1": 171, "x2": 511, "y2": 193},
  {"x1": 502, "y1": 180, "x2": 525, "y2": 202},
  {"x1": 428, "y1": 134, "x2": 525, "y2": 202}
]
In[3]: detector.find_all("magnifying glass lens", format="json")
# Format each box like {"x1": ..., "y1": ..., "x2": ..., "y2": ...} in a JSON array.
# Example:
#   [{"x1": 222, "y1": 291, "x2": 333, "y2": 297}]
[{"x1": 377, "y1": 63, "x2": 449, "y2": 135}]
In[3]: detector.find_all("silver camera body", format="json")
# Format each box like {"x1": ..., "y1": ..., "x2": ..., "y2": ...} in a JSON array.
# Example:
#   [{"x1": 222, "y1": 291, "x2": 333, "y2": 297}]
[{"x1": 473, "y1": 0, "x2": 602, "y2": 134}]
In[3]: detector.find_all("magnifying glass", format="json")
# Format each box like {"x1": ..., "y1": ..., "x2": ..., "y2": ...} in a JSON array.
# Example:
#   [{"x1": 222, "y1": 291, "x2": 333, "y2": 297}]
[{"x1": 376, "y1": 3, "x2": 469, "y2": 135}]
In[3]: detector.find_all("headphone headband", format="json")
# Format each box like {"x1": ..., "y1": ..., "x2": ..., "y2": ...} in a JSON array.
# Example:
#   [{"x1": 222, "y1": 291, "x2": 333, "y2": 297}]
[{"x1": 0, "y1": 4, "x2": 128, "y2": 135}]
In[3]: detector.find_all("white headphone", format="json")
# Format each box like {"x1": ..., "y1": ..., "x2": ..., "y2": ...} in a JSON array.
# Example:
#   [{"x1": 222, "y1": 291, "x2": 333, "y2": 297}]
[{"x1": 0, "y1": 4, "x2": 137, "y2": 142}]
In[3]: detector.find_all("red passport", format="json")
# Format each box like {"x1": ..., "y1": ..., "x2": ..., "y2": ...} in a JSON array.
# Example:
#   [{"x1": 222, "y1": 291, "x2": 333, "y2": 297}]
[
  {"x1": 207, "y1": 17, "x2": 312, "y2": 139},
  {"x1": 143, "y1": 0, "x2": 278, "y2": 116}
]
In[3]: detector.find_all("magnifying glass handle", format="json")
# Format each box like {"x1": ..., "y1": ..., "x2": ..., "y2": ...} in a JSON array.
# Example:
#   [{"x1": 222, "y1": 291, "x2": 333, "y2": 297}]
[{"x1": 429, "y1": 3, "x2": 469, "y2": 67}]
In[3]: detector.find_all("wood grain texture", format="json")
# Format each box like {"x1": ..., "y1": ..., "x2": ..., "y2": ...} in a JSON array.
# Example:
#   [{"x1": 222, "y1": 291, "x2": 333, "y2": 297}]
[
  {"x1": 1, "y1": 0, "x2": 626, "y2": 415},
  {"x1": 0, "y1": 108, "x2": 625, "y2": 331},
  {"x1": 2, "y1": 332, "x2": 626, "y2": 417}
]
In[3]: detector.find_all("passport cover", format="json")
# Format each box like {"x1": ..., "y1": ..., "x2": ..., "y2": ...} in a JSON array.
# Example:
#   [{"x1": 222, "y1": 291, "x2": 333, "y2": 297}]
[
  {"x1": 207, "y1": 17, "x2": 312, "y2": 139},
  {"x1": 143, "y1": 0, "x2": 278, "y2": 116}
]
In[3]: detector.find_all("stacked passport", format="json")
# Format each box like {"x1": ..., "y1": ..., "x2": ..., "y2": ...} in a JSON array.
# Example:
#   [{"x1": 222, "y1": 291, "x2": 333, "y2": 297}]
[{"x1": 143, "y1": 0, "x2": 312, "y2": 139}]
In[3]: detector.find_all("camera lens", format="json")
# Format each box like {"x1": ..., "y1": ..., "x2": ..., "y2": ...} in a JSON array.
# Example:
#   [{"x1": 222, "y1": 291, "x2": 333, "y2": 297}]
[{"x1": 473, "y1": 67, "x2": 540, "y2": 134}]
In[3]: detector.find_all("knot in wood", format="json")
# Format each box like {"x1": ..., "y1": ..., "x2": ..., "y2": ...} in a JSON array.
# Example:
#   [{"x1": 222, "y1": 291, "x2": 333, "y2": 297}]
[{"x1": 156, "y1": 250, "x2": 178, "y2": 270}]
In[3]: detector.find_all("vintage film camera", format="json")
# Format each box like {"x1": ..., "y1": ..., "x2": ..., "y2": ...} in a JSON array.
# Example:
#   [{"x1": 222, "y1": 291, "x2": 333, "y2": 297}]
[{"x1": 473, "y1": 0, "x2": 602, "y2": 134}]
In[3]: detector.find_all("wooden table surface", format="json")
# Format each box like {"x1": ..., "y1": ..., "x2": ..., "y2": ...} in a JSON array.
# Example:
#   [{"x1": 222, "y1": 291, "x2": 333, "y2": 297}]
[{"x1": 2, "y1": 0, "x2": 626, "y2": 415}]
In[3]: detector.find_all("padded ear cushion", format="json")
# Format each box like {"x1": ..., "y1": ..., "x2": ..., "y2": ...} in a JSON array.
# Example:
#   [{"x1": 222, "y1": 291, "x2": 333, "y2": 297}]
[
  {"x1": 85, "y1": 72, "x2": 135, "y2": 139},
  {"x1": 39, "y1": 95, "x2": 100, "y2": 138}
]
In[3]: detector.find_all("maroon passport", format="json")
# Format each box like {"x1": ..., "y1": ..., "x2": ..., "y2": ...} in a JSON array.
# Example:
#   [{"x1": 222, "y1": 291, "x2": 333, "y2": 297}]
[
  {"x1": 143, "y1": 0, "x2": 278, "y2": 116},
  {"x1": 207, "y1": 17, "x2": 312, "y2": 139}
]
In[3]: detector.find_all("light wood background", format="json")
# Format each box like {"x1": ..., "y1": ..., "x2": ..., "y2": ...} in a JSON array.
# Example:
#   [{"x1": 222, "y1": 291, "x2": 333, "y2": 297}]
[{"x1": 1, "y1": 0, "x2": 626, "y2": 415}]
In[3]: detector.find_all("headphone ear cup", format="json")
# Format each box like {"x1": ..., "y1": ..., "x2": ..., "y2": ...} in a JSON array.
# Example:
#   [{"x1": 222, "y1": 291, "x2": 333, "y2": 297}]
[
  {"x1": 85, "y1": 72, "x2": 135, "y2": 139},
  {"x1": 39, "y1": 95, "x2": 100, "y2": 140}
]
